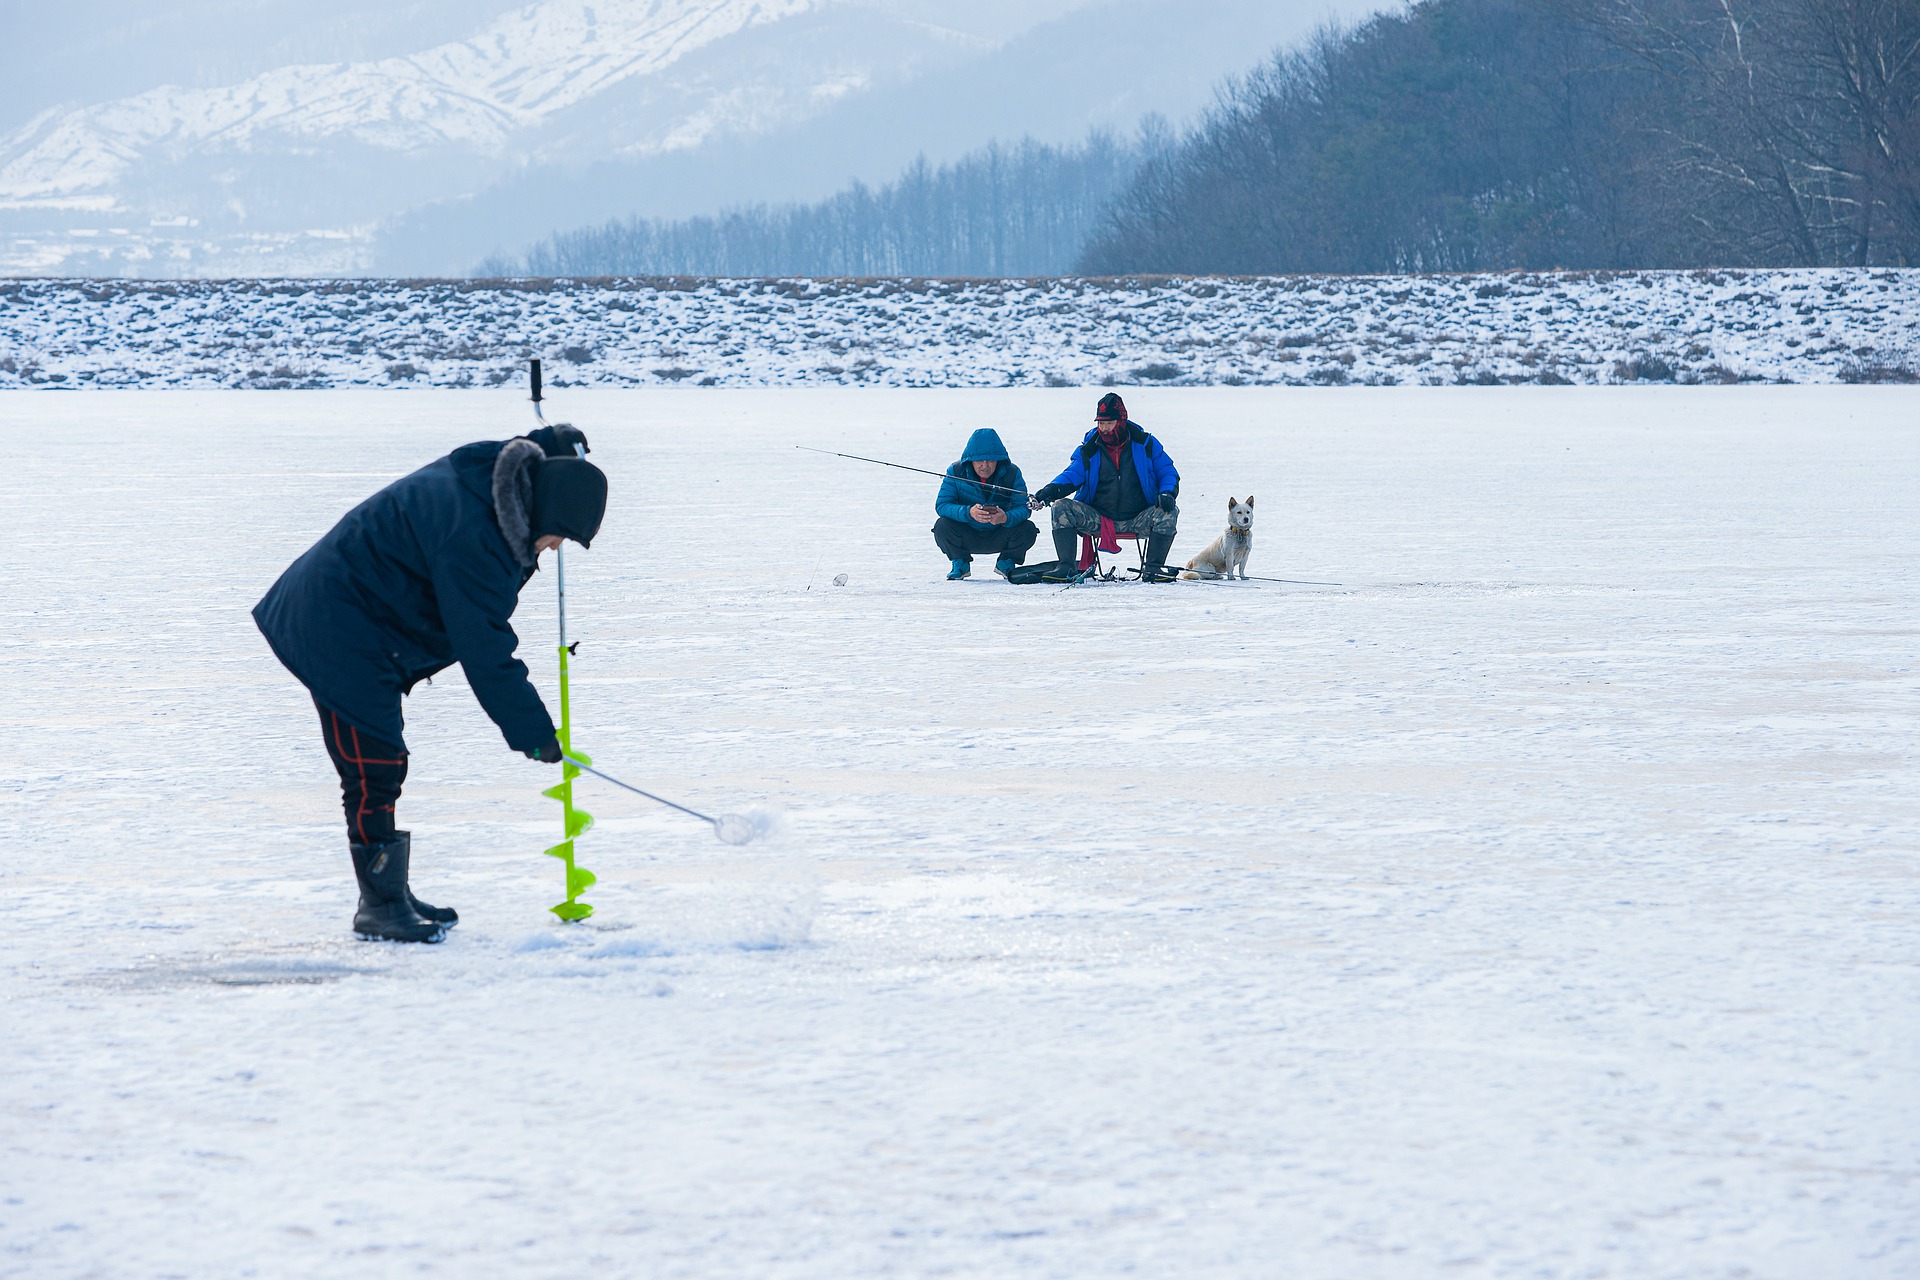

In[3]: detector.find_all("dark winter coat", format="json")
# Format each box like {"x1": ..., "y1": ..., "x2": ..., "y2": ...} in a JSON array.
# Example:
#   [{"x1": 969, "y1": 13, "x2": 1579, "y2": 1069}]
[
  {"x1": 935, "y1": 428, "x2": 1032, "y2": 526},
  {"x1": 1047, "y1": 421, "x2": 1179, "y2": 514},
  {"x1": 252, "y1": 427, "x2": 580, "y2": 753}
]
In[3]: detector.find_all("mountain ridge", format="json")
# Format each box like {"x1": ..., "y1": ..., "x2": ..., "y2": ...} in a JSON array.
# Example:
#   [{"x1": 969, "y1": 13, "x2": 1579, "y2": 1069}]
[
  {"x1": 0, "y1": 0, "x2": 816, "y2": 209},
  {"x1": 0, "y1": 0, "x2": 1387, "y2": 277}
]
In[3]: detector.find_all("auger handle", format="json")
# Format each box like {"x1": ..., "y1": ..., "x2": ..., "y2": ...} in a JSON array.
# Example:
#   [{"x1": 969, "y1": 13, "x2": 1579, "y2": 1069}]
[{"x1": 563, "y1": 754, "x2": 719, "y2": 827}]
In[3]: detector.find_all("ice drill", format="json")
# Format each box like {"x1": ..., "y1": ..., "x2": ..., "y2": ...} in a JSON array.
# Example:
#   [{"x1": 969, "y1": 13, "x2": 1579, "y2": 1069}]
[{"x1": 530, "y1": 358, "x2": 597, "y2": 921}]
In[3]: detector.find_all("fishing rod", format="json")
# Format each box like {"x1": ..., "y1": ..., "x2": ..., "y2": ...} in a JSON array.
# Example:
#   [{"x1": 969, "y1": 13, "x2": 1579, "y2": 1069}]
[
  {"x1": 796, "y1": 445, "x2": 1036, "y2": 505},
  {"x1": 1130, "y1": 567, "x2": 1345, "y2": 586}
]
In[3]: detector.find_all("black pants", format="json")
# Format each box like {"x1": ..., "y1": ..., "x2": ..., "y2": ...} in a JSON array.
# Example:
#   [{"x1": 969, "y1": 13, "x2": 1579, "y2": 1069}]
[
  {"x1": 316, "y1": 700, "x2": 408, "y2": 845},
  {"x1": 932, "y1": 516, "x2": 1039, "y2": 563}
]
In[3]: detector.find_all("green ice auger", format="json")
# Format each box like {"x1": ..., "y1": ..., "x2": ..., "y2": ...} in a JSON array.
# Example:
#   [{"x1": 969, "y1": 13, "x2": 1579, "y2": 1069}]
[
  {"x1": 541, "y1": 636, "x2": 596, "y2": 921},
  {"x1": 531, "y1": 357, "x2": 596, "y2": 921}
]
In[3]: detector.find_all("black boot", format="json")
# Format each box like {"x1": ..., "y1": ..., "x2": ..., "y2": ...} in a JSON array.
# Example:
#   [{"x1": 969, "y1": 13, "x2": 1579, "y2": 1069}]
[
  {"x1": 1143, "y1": 533, "x2": 1177, "y2": 582},
  {"x1": 1041, "y1": 527, "x2": 1083, "y2": 581},
  {"x1": 349, "y1": 836, "x2": 445, "y2": 943},
  {"x1": 393, "y1": 831, "x2": 457, "y2": 927},
  {"x1": 1053, "y1": 526, "x2": 1079, "y2": 568}
]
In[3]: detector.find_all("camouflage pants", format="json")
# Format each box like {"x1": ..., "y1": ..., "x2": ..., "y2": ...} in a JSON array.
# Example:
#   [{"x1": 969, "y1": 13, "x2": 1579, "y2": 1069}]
[{"x1": 1049, "y1": 497, "x2": 1179, "y2": 538}]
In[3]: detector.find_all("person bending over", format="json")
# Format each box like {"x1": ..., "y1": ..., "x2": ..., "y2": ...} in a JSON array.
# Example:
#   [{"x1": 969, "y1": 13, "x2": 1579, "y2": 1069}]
[
  {"x1": 932, "y1": 427, "x2": 1037, "y2": 580},
  {"x1": 253, "y1": 424, "x2": 608, "y2": 943},
  {"x1": 1030, "y1": 393, "x2": 1180, "y2": 580}
]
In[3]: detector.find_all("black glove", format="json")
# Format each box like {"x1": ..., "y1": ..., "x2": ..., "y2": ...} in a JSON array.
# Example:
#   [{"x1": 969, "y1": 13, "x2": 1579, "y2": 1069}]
[
  {"x1": 1156, "y1": 492, "x2": 1177, "y2": 512},
  {"x1": 530, "y1": 424, "x2": 590, "y2": 457},
  {"x1": 552, "y1": 423, "x2": 590, "y2": 456},
  {"x1": 1033, "y1": 482, "x2": 1072, "y2": 505},
  {"x1": 525, "y1": 737, "x2": 564, "y2": 763}
]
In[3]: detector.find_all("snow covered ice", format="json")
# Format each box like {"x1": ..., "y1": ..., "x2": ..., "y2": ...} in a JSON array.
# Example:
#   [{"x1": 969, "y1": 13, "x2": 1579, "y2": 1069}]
[{"x1": 2, "y1": 385, "x2": 1917, "y2": 1276}]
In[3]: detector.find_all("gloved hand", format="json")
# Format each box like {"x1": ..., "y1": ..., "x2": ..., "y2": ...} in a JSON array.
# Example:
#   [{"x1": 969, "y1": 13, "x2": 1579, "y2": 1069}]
[
  {"x1": 1033, "y1": 482, "x2": 1072, "y2": 505},
  {"x1": 1156, "y1": 492, "x2": 1177, "y2": 513},
  {"x1": 525, "y1": 736, "x2": 564, "y2": 763},
  {"x1": 552, "y1": 423, "x2": 590, "y2": 455}
]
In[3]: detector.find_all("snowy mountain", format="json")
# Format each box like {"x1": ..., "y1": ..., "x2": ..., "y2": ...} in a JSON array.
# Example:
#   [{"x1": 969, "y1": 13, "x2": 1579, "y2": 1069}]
[
  {"x1": 1, "y1": 0, "x2": 921, "y2": 207},
  {"x1": 0, "y1": 0, "x2": 1384, "y2": 278}
]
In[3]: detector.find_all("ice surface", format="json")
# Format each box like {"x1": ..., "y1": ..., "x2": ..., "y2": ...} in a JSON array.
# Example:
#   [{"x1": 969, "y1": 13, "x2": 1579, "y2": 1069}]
[{"x1": 1, "y1": 386, "x2": 1917, "y2": 1277}]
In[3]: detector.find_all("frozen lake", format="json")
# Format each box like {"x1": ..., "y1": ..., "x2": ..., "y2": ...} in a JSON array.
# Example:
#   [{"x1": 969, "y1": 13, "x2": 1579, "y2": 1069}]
[{"x1": 2, "y1": 386, "x2": 1917, "y2": 1277}]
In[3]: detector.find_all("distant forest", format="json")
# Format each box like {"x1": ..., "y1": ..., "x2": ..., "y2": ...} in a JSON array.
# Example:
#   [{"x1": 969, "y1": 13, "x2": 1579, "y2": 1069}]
[
  {"x1": 482, "y1": 133, "x2": 1157, "y2": 278},
  {"x1": 489, "y1": 0, "x2": 1920, "y2": 277}
]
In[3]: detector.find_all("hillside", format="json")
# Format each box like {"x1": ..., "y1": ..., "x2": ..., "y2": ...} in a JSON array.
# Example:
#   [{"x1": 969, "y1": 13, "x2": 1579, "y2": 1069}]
[{"x1": 3, "y1": 269, "x2": 1914, "y2": 389}]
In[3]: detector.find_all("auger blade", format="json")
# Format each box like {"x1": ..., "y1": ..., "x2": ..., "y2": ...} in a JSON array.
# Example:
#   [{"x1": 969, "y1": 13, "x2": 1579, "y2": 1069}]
[
  {"x1": 541, "y1": 781, "x2": 570, "y2": 801},
  {"x1": 551, "y1": 900, "x2": 594, "y2": 921},
  {"x1": 566, "y1": 807, "x2": 594, "y2": 838},
  {"x1": 567, "y1": 864, "x2": 597, "y2": 897}
]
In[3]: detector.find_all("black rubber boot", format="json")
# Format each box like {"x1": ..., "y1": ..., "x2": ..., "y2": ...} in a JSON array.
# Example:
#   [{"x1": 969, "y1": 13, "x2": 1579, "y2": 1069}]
[
  {"x1": 392, "y1": 832, "x2": 457, "y2": 927},
  {"x1": 350, "y1": 836, "x2": 446, "y2": 943},
  {"x1": 1143, "y1": 533, "x2": 1177, "y2": 582},
  {"x1": 1052, "y1": 526, "x2": 1079, "y2": 568}
]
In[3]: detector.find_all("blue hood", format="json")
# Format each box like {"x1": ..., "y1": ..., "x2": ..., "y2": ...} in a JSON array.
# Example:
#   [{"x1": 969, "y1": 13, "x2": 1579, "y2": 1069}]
[
  {"x1": 935, "y1": 429, "x2": 1031, "y2": 528},
  {"x1": 959, "y1": 428, "x2": 1010, "y2": 464}
]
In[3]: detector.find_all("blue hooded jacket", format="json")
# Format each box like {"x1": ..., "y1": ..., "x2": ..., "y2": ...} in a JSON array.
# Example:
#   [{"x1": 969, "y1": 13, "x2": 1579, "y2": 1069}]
[
  {"x1": 252, "y1": 427, "x2": 581, "y2": 752},
  {"x1": 1047, "y1": 420, "x2": 1179, "y2": 510},
  {"x1": 935, "y1": 428, "x2": 1031, "y2": 526}
]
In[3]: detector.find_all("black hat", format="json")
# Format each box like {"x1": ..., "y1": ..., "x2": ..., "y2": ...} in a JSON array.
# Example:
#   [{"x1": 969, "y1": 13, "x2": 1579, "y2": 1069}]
[
  {"x1": 531, "y1": 457, "x2": 608, "y2": 549},
  {"x1": 1095, "y1": 392, "x2": 1128, "y2": 421}
]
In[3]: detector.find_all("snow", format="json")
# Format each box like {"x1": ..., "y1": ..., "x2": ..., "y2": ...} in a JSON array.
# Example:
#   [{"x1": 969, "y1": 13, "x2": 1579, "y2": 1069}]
[
  {"x1": 4, "y1": 268, "x2": 1916, "y2": 390},
  {"x1": 2, "y1": 385, "x2": 1917, "y2": 1277},
  {"x1": 0, "y1": 1, "x2": 811, "y2": 208}
]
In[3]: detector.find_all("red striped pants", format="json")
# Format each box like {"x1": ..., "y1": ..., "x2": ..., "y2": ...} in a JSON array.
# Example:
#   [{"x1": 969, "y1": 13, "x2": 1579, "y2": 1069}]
[{"x1": 316, "y1": 701, "x2": 409, "y2": 845}]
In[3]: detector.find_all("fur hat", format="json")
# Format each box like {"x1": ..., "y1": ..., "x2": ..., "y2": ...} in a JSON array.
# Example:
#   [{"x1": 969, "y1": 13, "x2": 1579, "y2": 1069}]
[{"x1": 532, "y1": 457, "x2": 608, "y2": 550}]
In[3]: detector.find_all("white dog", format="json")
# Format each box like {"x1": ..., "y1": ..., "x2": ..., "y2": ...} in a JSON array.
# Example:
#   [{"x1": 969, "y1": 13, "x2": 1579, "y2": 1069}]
[{"x1": 1181, "y1": 496, "x2": 1254, "y2": 579}]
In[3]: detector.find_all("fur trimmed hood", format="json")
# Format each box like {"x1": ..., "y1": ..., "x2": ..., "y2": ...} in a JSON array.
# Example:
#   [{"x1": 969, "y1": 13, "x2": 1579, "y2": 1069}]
[{"x1": 492, "y1": 438, "x2": 544, "y2": 569}]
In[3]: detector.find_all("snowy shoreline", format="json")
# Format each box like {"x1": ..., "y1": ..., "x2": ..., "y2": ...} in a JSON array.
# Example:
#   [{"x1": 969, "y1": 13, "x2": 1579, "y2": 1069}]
[{"x1": 4, "y1": 267, "x2": 1916, "y2": 391}]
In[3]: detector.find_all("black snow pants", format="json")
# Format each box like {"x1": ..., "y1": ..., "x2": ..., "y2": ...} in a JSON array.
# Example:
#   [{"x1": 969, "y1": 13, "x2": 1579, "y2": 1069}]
[
  {"x1": 932, "y1": 516, "x2": 1039, "y2": 563},
  {"x1": 316, "y1": 699, "x2": 408, "y2": 845}
]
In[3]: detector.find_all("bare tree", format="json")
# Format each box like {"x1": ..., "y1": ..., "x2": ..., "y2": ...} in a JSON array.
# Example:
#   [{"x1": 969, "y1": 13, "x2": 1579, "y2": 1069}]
[{"x1": 1576, "y1": 0, "x2": 1920, "y2": 264}]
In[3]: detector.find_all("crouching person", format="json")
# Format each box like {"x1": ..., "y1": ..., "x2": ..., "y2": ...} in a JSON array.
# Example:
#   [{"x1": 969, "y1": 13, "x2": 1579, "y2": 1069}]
[
  {"x1": 932, "y1": 427, "x2": 1037, "y2": 580},
  {"x1": 1030, "y1": 392, "x2": 1180, "y2": 581},
  {"x1": 253, "y1": 425, "x2": 607, "y2": 943}
]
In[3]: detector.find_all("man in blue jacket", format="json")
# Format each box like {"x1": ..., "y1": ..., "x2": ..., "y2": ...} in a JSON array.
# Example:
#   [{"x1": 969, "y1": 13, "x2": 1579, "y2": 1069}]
[
  {"x1": 253, "y1": 424, "x2": 607, "y2": 943},
  {"x1": 1031, "y1": 393, "x2": 1180, "y2": 581},
  {"x1": 932, "y1": 427, "x2": 1036, "y2": 580}
]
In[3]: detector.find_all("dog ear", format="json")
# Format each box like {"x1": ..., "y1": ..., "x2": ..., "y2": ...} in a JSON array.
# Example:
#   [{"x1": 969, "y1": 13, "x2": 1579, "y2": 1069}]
[
  {"x1": 1246, "y1": 495, "x2": 1254, "y2": 506},
  {"x1": 1227, "y1": 496, "x2": 1237, "y2": 508}
]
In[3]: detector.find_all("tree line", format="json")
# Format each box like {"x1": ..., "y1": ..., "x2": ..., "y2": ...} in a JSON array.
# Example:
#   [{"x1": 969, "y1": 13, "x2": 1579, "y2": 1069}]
[
  {"x1": 486, "y1": 0, "x2": 1919, "y2": 277},
  {"x1": 482, "y1": 132, "x2": 1159, "y2": 278},
  {"x1": 1080, "y1": 0, "x2": 1920, "y2": 272}
]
